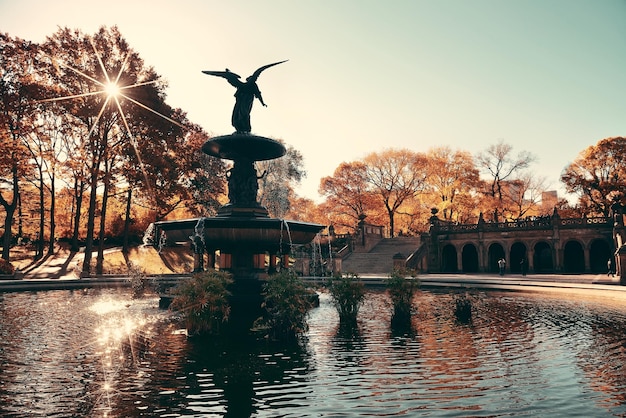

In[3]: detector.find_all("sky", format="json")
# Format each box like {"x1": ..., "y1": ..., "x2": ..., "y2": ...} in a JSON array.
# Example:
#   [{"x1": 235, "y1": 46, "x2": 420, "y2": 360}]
[{"x1": 1, "y1": 0, "x2": 625, "y2": 202}]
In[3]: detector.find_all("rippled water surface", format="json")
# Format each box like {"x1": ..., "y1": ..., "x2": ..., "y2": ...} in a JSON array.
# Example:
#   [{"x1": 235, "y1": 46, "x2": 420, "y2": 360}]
[{"x1": 1, "y1": 288, "x2": 626, "y2": 417}]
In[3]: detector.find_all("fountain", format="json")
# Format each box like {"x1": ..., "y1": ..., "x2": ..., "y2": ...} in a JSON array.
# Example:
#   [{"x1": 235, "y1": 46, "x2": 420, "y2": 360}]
[{"x1": 152, "y1": 62, "x2": 324, "y2": 326}]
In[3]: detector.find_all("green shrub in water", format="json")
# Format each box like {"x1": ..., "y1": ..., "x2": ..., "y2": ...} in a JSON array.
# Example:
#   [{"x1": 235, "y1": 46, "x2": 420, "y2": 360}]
[
  {"x1": 327, "y1": 273, "x2": 365, "y2": 325},
  {"x1": 255, "y1": 270, "x2": 315, "y2": 341},
  {"x1": 387, "y1": 269, "x2": 419, "y2": 323},
  {"x1": 170, "y1": 271, "x2": 233, "y2": 335},
  {"x1": 127, "y1": 262, "x2": 151, "y2": 299},
  {"x1": 454, "y1": 292, "x2": 473, "y2": 323}
]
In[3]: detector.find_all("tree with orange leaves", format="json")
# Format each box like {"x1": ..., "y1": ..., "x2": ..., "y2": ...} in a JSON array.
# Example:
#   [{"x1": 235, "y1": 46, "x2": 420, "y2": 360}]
[
  {"x1": 363, "y1": 149, "x2": 428, "y2": 237},
  {"x1": 561, "y1": 137, "x2": 626, "y2": 217},
  {"x1": 0, "y1": 33, "x2": 39, "y2": 260},
  {"x1": 424, "y1": 146, "x2": 481, "y2": 223}
]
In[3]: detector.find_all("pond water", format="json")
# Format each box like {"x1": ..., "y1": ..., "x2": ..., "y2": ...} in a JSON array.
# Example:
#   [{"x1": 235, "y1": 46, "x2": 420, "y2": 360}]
[{"x1": 1, "y1": 287, "x2": 626, "y2": 417}]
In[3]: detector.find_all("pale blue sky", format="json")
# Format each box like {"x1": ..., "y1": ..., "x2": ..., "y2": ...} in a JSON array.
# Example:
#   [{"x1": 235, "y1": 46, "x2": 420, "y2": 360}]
[{"x1": 2, "y1": 0, "x2": 625, "y2": 202}]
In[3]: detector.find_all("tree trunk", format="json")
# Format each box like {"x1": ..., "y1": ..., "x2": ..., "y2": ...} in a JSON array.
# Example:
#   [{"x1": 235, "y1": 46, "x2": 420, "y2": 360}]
[
  {"x1": 1, "y1": 167, "x2": 20, "y2": 261},
  {"x1": 95, "y1": 175, "x2": 110, "y2": 275},
  {"x1": 122, "y1": 187, "x2": 132, "y2": 254},
  {"x1": 36, "y1": 170, "x2": 45, "y2": 259},
  {"x1": 1, "y1": 207, "x2": 16, "y2": 261},
  {"x1": 71, "y1": 179, "x2": 84, "y2": 252},
  {"x1": 388, "y1": 210, "x2": 395, "y2": 238},
  {"x1": 17, "y1": 192, "x2": 23, "y2": 240},
  {"x1": 48, "y1": 174, "x2": 56, "y2": 255},
  {"x1": 82, "y1": 168, "x2": 99, "y2": 276}
]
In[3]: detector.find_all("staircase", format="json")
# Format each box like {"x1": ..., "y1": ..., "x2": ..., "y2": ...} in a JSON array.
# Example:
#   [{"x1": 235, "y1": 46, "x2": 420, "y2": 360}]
[{"x1": 341, "y1": 237, "x2": 421, "y2": 275}]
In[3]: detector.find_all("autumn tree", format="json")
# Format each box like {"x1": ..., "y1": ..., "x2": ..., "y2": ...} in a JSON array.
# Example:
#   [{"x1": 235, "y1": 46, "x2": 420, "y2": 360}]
[
  {"x1": 40, "y1": 26, "x2": 185, "y2": 274},
  {"x1": 187, "y1": 128, "x2": 227, "y2": 216},
  {"x1": 506, "y1": 173, "x2": 548, "y2": 218},
  {"x1": 561, "y1": 137, "x2": 626, "y2": 217},
  {"x1": 284, "y1": 195, "x2": 328, "y2": 226},
  {"x1": 424, "y1": 146, "x2": 481, "y2": 222},
  {"x1": 476, "y1": 140, "x2": 536, "y2": 221},
  {"x1": 129, "y1": 122, "x2": 227, "y2": 222},
  {"x1": 319, "y1": 161, "x2": 373, "y2": 233},
  {"x1": 0, "y1": 33, "x2": 39, "y2": 260},
  {"x1": 23, "y1": 111, "x2": 59, "y2": 257},
  {"x1": 257, "y1": 143, "x2": 305, "y2": 218},
  {"x1": 363, "y1": 149, "x2": 428, "y2": 237},
  {"x1": 61, "y1": 123, "x2": 90, "y2": 251}
]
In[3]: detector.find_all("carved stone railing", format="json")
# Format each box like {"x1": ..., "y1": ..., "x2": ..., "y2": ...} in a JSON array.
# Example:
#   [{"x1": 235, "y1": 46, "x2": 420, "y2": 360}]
[
  {"x1": 431, "y1": 216, "x2": 612, "y2": 234},
  {"x1": 405, "y1": 242, "x2": 428, "y2": 272},
  {"x1": 558, "y1": 217, "x2": 611, "y2": 227}
]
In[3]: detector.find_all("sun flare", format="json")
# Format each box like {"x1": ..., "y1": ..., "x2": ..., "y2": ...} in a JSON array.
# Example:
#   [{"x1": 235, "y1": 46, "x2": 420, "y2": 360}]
[{"x1": 104, "y1": 81, "x2": 120, "y2": 98}]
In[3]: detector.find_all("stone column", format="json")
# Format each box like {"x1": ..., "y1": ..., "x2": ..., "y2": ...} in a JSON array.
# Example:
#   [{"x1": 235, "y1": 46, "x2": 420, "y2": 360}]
[
  {"x1": 207, "y1": 250, "x2": 215, "y2": 271},
  {"x1": 268, "y1": 254, "x2": 278, "y2": 274},
  {"x1": 281, "y1": 254, "x2": 290, "y2": 269},
  {"x1": 528, "y1": 248, "x2": 535, "y2": 273},
  {"x1": 219, "y1": 253, "x2": 232, "y2": 270}
]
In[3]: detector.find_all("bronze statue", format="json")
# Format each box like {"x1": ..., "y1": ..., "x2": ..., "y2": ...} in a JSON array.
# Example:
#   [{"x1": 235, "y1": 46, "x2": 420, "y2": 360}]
[{"x1": 202, "y1": 60, "x2": 287, "y2": 134}]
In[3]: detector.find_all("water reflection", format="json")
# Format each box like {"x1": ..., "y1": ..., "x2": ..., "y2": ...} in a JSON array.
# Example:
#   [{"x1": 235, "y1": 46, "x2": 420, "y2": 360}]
[
  {"x1": 1, "y1": 288, "x2": 626, "y2": 416},
  {"x1": 184, "y1": 336, "x2": 312, "y2": 417}
]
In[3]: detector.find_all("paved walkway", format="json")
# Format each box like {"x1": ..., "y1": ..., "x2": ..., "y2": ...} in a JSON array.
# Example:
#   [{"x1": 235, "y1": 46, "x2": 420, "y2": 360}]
[
  {"x1": 305, "y1": 272, "x2": 626, "y2": 298},
  {"x1": 4, "y1": 253, "x2": 626, "y2": 297},
  {"x1": 416, "y1": 273, "x2": 626, "y2": 295}
]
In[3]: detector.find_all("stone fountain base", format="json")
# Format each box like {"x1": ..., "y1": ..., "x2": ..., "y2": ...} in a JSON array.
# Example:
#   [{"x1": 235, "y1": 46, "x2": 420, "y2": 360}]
[{"x1": 152, "y1": 134, "x2": 325, "y2": 331}]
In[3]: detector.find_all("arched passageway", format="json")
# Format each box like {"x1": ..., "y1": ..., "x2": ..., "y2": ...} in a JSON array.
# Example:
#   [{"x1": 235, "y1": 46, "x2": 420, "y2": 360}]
[
  {"x1": 488, "y1": 243, "x2": 505, "y2": 274},
  {"x1": 589, "y1": 239, "x2": 612, "y2": 273},
  {"x1": 533, "y1": 241, "x2": 553, "y2": 273},
  {"x1": 441, "y1": 244, "x2": 457, "y2": 273},
  {"x1": 462, "y1": 243, "x2": 479, "y2": 273},
  {"x1": 563, "y1": 240, "x2": 585, "y2": 273},
  {"x1": 510, "y1": 242, "x2": 527, "y2": 274}
]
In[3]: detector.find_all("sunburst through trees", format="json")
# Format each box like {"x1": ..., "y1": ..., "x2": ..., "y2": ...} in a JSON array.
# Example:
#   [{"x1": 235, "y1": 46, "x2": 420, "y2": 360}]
[{"x1": 36, "y1": 26, "x2": 195, "y2": 274}]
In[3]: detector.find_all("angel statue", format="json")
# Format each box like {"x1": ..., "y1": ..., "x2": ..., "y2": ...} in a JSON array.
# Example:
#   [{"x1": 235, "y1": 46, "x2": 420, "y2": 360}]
[{"x1": 202, "y1": 60, "x2": 287, "y2": 134}]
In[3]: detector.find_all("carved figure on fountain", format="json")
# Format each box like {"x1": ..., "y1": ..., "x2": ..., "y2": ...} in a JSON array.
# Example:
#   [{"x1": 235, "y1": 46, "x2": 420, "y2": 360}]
[
  {"x1": 226, "y1": 158, "x2": 265, "y2": 207},
  {"x1": 202, "y1": 60, "x2": 287, "y2": 134}
]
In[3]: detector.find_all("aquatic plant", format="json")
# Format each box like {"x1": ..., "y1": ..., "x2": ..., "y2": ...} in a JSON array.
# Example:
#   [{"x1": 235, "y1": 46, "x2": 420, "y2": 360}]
[
  {"x1": 127, "y1": 262, "x2": 151, "y2": 299},
  {"x1": 387, "y1": 269, "x2": 419, "y2": 323},
  {"x1": 327, "y1": 273, "x2": 365, "y2": 325},
  {"x1": 454, "y1": 292, "x2": 473, "y2": 323},
  {"x1": 254, "y1": 269, "x2": 315, "y2": 340},
  {"x1": 170, "y1": 271, "x2": 233, "y2": 335}
]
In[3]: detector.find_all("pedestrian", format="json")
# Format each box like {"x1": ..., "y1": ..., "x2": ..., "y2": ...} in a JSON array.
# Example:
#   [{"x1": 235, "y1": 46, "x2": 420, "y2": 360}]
[
  {"x1": 608, "y1": 258, "x2": 614, "y2": 277},
  {"x1": 520, "y1": 258, "x2": 527, "y2": 276},
  {"x1": 498, "y1": 258, "x2": 506, "y2": 276}
]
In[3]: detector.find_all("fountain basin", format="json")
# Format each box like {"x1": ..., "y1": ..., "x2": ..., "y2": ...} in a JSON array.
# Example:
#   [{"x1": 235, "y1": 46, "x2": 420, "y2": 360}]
[
  {"x1": 202, "y1": 134, "x2": 286, "y2": 161},
  {"x1": 154, "y1": 216, "x2": 324, "y2": 253}
]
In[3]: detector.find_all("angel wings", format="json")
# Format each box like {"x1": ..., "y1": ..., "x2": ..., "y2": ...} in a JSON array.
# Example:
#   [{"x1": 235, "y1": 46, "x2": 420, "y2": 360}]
[{"x1": 202, "y1": 60, "x2": 288, "y2": 133}]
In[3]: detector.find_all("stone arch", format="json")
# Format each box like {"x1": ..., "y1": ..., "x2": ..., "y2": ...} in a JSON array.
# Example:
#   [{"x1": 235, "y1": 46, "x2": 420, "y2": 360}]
[
  {"x1": 461, "y1": 243, "x2": 479, "y2": 273},
  {"x1": 563, "y1": 240, "x2": 585, "y2": 273},
  {"x1": 487, "y1": 242, "x2": 506, "y2": 274},
  {"x1": 510, "y1": 242, "x2": 527, "y2": 274},
  {"x1": 441, "y1": 244, "x2": 457, "y2": 273},
  {"x1": 533, "y1": 241, "x2": 553, "y2": 273},
  {"x1": 589, "y1": 238, "x2": 612, "y2": 273}
]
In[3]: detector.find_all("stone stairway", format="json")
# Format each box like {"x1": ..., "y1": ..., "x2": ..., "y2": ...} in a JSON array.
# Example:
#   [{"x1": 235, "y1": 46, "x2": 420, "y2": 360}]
[{"x1": 341, "y1": 237, "x2": 421, "y2": 275}]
